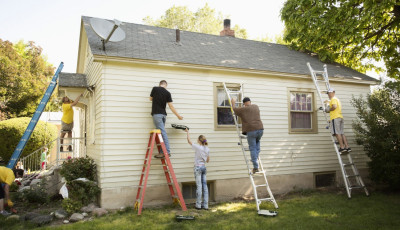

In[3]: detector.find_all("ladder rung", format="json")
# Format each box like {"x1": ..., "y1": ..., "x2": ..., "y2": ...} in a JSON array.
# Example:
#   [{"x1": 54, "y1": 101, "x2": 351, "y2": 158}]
[
  {"x1": 343, "y1": 163, "x2": 354, "y2": 167},
  {"x1": 346, "y1": 174, "x2": 360, "y2": 178},
  {"x1": 257, "y1": 198, "x2": 274, "y2": 202},
  {"x1": 244, "y1": 147, "x2": 250, "y2": 151},
  {"x1": 349, "y1": 185, "x2": 365, "y2": 189},
  {"x1": 255, "y1": 184, "x2": 267, "y2": 187}
]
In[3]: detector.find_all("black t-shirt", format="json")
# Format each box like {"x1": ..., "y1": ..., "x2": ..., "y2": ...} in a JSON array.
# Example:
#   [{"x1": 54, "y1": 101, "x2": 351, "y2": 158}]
[{"x1": 150, "y1": 87, "x2": 172, "y2": 115}]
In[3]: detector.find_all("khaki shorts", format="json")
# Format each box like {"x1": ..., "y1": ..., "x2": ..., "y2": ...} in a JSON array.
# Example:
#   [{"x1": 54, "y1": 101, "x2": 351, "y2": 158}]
[
  {"x1": 61, "y1": 121, "x2": 74, "y2": 131},
  {"x1": 330, "y1": 118, "x2": 344, "y2": 135}
]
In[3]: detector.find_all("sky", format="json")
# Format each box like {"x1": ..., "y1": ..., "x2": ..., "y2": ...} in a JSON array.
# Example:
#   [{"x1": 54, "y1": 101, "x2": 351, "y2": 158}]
[{"x1": 0, "y1": 0, "x2": 286, "y2": 73}]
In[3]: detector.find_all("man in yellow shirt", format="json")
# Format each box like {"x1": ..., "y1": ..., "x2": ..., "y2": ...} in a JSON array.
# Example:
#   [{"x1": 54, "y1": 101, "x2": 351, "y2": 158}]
[
  {"x1": 327, "y1": 88, "x2": 351, "y2": 153},
  {"x1": 0, "y1": 166, "x2": 23, "y2": 216},
  {"x1": 60, "y1": 94, "x2": 83, "y2": 152}
]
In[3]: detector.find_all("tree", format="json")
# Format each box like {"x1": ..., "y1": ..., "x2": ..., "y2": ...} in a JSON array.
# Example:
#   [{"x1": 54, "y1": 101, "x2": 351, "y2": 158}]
[
  {"x1": 143, "y1": 4, "x2": 248, "y2": 39},
  {"x1": 281, "y1": 0, "x2": 400, "y2": 79},
  {"x1": 0, "y1": 39, "x2": 56, "y2": 120},
  {"x1": 351, "y1": 80, "x2": 400, "y2": 189}
]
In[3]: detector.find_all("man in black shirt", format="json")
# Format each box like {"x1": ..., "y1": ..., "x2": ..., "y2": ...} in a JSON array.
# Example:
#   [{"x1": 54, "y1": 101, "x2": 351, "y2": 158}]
[{"x1": 150, "y1": 80, "x2": 183, "y2": 158}]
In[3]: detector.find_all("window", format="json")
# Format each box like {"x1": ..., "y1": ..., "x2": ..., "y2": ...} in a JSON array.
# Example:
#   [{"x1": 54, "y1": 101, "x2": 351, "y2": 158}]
[
  {"x1": 214, "y1": 83, "x2": 241, "y2": 130},
  {"x1": 288, "y1": 90, "x2": 317, "y2": 133},
  {"x1": 314, "y1": 172, "x2": 336, "y2": 188}
]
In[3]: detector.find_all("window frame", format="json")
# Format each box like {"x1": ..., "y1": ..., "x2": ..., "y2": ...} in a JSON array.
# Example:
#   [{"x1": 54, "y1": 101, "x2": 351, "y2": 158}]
[
  {"x1": 287, "y1": 88, "x2": 318, "y2": 134},
  {"x1": 213, "y1": 82, "x2": 242, "y2": 131}
]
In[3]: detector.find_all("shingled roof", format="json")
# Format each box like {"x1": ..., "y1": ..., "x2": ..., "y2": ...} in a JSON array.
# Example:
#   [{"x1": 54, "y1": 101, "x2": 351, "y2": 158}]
[
  {"x1": 59, "y1": 73, "x2": 87, "y2": 88},
  {"x1": 82, "y1": 16, "x2": 376, "y2": 82}
]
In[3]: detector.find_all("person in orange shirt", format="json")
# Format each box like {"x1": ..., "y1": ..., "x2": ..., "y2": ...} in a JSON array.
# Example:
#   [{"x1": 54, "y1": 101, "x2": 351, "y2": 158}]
[{"x1": 60, "y1": 94, "x2": 83, "y2": 152}]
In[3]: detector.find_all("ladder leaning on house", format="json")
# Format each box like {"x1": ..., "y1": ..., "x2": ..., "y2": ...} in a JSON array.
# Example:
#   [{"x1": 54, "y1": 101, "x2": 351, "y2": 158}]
[
  {"x1": 223, "y1": 83, "x2": 278, "y2": 216},
  {"x1": 307, "y1": 63, "x2": 369, "y2": 198},
  {"x1": 7, "y1": 62, "x2": 64, "y2": 169},
  {"x1": 134, "y1": 129, "x2": 187, "y2": 215}
]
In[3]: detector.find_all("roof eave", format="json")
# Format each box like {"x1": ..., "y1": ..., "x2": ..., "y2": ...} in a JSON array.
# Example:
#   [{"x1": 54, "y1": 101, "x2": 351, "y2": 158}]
[{"x1": 92, "y1": 54, "x2": 378, "y2": 85}]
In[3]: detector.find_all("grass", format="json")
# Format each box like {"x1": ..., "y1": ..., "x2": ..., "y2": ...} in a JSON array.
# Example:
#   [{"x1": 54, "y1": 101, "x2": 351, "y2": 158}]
[{"x1": 2, "y1": 190, "x2": 400, "y2": 230}]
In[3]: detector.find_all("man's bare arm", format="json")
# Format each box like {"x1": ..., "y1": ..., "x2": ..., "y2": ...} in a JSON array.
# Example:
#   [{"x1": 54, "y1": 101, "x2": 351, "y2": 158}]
[{"x1": 168, "y1": 102, "x2": 183, "y2": 120}]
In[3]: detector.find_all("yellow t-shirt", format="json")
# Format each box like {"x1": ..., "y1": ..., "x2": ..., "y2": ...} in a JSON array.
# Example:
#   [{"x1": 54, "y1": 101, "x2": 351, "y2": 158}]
[
  {"x1": 61, "y1": 103, "x2": 73, "y2": 124},
  {"x1": 329, "y1": 96, "x2": 343, "y2": 120},
  {"x1": 0, "y1": 166, "x2": 15, "y2": 185}
]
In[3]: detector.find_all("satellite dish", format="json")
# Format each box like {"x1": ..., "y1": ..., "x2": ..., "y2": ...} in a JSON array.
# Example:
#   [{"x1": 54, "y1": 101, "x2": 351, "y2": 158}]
[{"x1": 90, "y1": 18, "x2": 126, "y2": 50}]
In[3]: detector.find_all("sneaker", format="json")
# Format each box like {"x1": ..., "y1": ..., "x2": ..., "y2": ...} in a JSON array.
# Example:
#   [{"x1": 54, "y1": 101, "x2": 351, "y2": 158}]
[
  {"x1": 195, "y1": 207, "x2": 202, "y2": 210},
  {"x1": 202, "y1": 207, "x2": 209, "y2": 210},
  {"x1": 346, "y1": 148, "x2": 352, "y2": 152},
  {"x1": 339, "y1": 148, "x2": 347, "y2": 153},
  {"x1": 154, "y1": 153, "x2": 165, "y2": 158},
  {"x1": 252, "y1": 168, "x2": 259, "y2": 174},
  {"x1": 0, "y1": 210, "x2": 11, "y2": 216}
]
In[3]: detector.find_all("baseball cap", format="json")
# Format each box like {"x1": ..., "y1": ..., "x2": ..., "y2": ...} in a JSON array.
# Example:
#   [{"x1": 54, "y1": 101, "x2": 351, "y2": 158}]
[
  {"x1": 327, "y1": 88, "x2": 335, "y2": 93},
  {"x1": 243, "y1": 97, "x2": 251, "y2": 103}
]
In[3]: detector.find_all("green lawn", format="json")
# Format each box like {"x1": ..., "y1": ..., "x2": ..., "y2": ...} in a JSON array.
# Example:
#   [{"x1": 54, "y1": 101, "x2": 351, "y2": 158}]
[{"x1": 3, "y1": 190, "x2": 400, "y2": 230}]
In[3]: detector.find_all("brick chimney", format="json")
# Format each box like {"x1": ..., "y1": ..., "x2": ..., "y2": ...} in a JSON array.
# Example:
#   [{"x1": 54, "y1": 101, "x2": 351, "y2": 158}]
[{"x1": 220, "y1": 19, "x2": 235, "y2": 37}]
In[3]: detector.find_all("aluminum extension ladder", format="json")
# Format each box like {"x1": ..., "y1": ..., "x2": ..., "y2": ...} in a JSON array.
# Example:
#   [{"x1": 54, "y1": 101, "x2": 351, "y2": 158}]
[
  {"x1": 307, "y1": 63, "x2": 369, "y2": 198},
  {"x1": 7, "y1": 62, "x2": 64, "y2": 169},
  {"x1": 223, "y1": 83, "x2": 278, "y2": 216},
  {"x1": 134, "y1": 129, "x2": 187, "y2": 215}
]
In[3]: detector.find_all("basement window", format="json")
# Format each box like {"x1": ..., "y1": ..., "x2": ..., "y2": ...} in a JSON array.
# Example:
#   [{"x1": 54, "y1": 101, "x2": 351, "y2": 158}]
[
  {"x1": 314, "y1": 172, "x2": 336, "y2": 188},
  {"x1": 182, "y1": 181, "x2": 214, "y2": 202}
]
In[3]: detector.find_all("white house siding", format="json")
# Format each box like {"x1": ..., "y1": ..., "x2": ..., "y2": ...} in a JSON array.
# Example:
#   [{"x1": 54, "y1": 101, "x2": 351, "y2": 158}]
[
  {"x1": 79, "y1": 48, "x2": 104, "y2": 178},
  {"x1": 90, "y1": 60, "x2": 372, "y2": 201}
]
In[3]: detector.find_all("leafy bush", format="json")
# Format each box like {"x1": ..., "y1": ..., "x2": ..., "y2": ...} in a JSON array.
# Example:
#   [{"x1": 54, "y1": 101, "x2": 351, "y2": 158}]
[
  {"x1": 351, "y1": 81, "x2": 400, "y2": 189},
  {"x1": 12, "y1": 179, "x2": 49, "y2": 204},
  {"x1": 60, "y1": 156, "x2": 98, "y2": 182},
  {"x1": 62, "y1": 198, "x2": 83, "y2": 214},
  {"x1": 67, "y1": 180, "x2": 100, "y2": 206},
  {"x1": 0, "y1": 117, "x2": 58, "y2": 162},
  {"x1": 60, "y1": 156, "x2": 100, "y2": 208}
]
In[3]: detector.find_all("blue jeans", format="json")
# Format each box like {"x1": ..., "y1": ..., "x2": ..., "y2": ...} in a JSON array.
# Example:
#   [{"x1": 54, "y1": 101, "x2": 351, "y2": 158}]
[
  {"x1": 152, "y1": 114, "x2": 170, "y2": 153},
  {"x1": 194, "y1": 166, "x2": 208, "y2": 209},
  {"x1": 247, "y1": 129, "x2": 263, "y2": 169}
]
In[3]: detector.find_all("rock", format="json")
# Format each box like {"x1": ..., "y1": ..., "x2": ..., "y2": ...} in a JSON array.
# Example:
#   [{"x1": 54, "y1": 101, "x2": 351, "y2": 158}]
[
  {"x1": 63, "y1": 220, "x2": 70, "y2": 224},
  {"x1": 21, "y1": 180, "x2": 31, "y2": 186},
  {"x1": 23, "y1": 212, "x2": 40, "y2": 221},
  {"x1": 30, "y1": 215, "x2": 53, "y2": 226},
  {"x1": 55, "y1": 209, "x2": 68, "y2": 219},
  {"x1": 82, "y1": 212, "x2": 88, "y2": 217},
  {"x1": 69, "y1": 213, "x2": 84, "y2": 222},
  {"x1": 30, "y1": 179, "x2": 42, "y2": 187},
  {"x1": 81, "y1": 203, "x2": 98, "y2": 213},
  {"x1": 92, "y1": 208, "x2": 108, "y2": 217},
  {"x1": 6, "y1": 215, "x2": 20, "y2": 221},
  {"x1": 18, "y1": 186, "x2": 30, "y2": 192}
]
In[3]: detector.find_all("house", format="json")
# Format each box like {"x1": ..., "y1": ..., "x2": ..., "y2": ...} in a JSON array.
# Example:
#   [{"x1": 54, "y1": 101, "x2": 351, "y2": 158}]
[{"x1": 58, "y1": 16, "x2": 377, "y2": 209}]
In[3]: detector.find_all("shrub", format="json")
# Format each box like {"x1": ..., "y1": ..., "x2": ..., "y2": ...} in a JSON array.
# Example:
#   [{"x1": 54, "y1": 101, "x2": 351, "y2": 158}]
[
  {"x1": 60, "y1": 156, "x2": 100, "y2": 207},
  {"x1": 351, "y1": 81, "x2": 400, "y2": 190},
  {"x1": 62, "y1": 198, "x2": 83, "y2": 214},
  {"x1": 67, "y1": 180, "x2": 100, "y2": 206},
  {"x1": 13, "y1": 179, "x2": 50, "y2": 204},
  {"x1": 0, "y1": 117, "x2": 58, "y2": 162},
  {"x1": 60, "y1": 156, "x2": 97, "y2": 182}
]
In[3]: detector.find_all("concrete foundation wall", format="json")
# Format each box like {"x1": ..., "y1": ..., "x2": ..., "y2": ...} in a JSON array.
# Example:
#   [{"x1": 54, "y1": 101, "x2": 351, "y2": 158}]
[{"x1": 100, "y1": 172, "x2": 315, "y2": 209}]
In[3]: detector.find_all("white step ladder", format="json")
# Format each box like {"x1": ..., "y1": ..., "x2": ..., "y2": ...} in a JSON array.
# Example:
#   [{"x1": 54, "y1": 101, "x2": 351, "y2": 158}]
[
  {"x1": 223, "y1": 83, "x2": 278, "y2": 216},
  {"x1": 307, "y1": 63, "x2": 369, "y2": 198}
]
